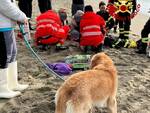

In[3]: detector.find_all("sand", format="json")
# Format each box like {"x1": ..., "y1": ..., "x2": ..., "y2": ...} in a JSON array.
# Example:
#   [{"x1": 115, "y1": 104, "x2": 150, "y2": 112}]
[{"x1": 0, "y1": 0, "x2": 150, "y2": 113}]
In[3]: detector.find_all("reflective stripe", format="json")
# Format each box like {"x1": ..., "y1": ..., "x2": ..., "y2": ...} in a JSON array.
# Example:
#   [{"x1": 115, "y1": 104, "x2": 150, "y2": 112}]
[
  {"x1": 124, "y1": 34, "x2": 129, "y2": 37},
  {"x1": 37, "y1": 19, "x2": 55, "y2": 24},
  {"x1": 124, "y1": 39, "x2": 130, "y2": 47},
  {"x1": 142, "y1": 37, "x2": 150, "y2": 43},
  {"x1": 124, "y1": 30, "x2": 129, "y2": 33},
  {"x1": 119, "y1": 31, "x2": 124, "y2": 34},
  {"x1": 37, "y1": 24, "x2": 58, "y2": 31},
  {"x1": 82, "y1": 31, "x2": 102, "y2": 37},
  {"x1": 119, "y1": 28, "x2": 124, "y2": 30},
  {"x1": 108, "y1": 16, "x2": 113, "y2": 21},
  {"x1": 58, "y1": 29, "x2": 64, "y2": 32},
  {"x1": 83, "y1": 25, "x2": 100, "y2": 30},
  {"x1": 112, "y1": 38, "x2": 122, "y2": 47}
]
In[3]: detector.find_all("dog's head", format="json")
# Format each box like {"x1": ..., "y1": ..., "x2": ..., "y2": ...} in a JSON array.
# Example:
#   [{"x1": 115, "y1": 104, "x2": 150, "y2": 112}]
[{"x1": 90, "y1": 52, "x2": 114, "y2": 69}]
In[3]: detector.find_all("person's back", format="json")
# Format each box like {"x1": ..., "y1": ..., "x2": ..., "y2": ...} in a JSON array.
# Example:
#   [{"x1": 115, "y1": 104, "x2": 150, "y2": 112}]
[
  {"x1": 80, "y1": 5, "x2": 105, "y2": 48},
  {"x1": 35, "y1": 10, "x2": 70, "y2": 50},
  {"x1": 35, "y1": 10, "x2": 61, "y2": 41}
]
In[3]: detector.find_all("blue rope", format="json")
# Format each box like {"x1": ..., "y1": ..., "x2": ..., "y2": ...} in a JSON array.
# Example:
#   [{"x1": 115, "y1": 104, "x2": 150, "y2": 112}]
[{"x1": 19, "y1": 24, "x2": 65, "y2": 81}]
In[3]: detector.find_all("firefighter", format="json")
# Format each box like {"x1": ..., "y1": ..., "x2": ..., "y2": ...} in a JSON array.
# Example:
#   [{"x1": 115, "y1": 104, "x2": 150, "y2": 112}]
[
  {"x1": 80, "y1": 5, "x2": 106, "y2": 53},
  {"x1": 35, "y1": 10, "x2": 70, "y2": 50},
  {"x1": 108, "y1": 0, "x2": 137, "y2": 48}
]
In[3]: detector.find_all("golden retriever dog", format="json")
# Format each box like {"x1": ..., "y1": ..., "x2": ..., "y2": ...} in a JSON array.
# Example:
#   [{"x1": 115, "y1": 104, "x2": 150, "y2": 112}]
[{"x1": 55, "y1": 52, "x2": 118, "y2": 113}]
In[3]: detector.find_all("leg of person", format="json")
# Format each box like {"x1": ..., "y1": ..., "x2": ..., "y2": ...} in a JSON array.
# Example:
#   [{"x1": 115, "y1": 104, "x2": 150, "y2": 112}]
[
  {"x1": 95, "y1": 44, "x2": 103, "y2": 53},
  {"x1": 113, "y1": 20, "x2": 125, "y2": 48},
  {"x1": 18, "y1": 0, "x2": 30, "y2": 17},
  {"x1": 18, "y1": 0, "x2": 33, "y2": 30},
  {"x1": 83, "y1": 46, "x2": 93, "y2": 54},
  {"x1": 46, "y1": 0, "x2": 52, "y2": 10},
  {"x1": 28, "y1": 0, "x2": 33, "y2": 30},
  {"x1": 71, "y1": 4, "x2": 77, "y2": 16},
  {"x1": 5, "y1": 31, "x2": 29, "y2": 91},
  {"x1": 76, "y1": 4, "x2": 84, "y2": 12},
  {"x1": 0, "y1": 31, "x2": 20, "y2": 98},
  {"x1": 124, "y1": 18, "x2": 131, "y2": 40},
  {"x1": 38, "y1": 0, "x2": 47, "y2": 13},
  {"x1": 136, "y1": 18, "x2": 150, "y2": 54},
  {"x1": 55, "y1": 26, "x2": 70, "y2": 50},
  {"x1": 123, "y1": 19, "x2": 131, "y2": 48},
  {"x1": 118, "y1": 20, "x2": 124, "y2": 39},
  {"x1": 27, "y1": 0, "x2": 33, "y2": 18},
  {"x1": 71, "y1": 4, "x2": 84, "y2": 16},
  {"x1": 114, "y1": 19, "x2": 118, "y2": 33}
]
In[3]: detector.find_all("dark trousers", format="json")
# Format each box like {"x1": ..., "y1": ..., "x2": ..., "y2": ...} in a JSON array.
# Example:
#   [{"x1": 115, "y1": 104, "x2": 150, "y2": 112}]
[
  {"x1": 114, "y1": 19, "x2": 118, "y2": 32},
  {"x1": 118, "y1": 19, "x2": 131, "y2": 39},
  {"x1": 18, "y1": 0, "x2": 33, "y2": 18},
  {"x1": 38, "y1": 0, "x2": 52, "y2": 13},
  {"x1": 0, "y1": 31, "x2": 17, "y2": 69},
  {"x1": 71, "y1": 4, "x2": 84, "y2": 16},
  {"x1": 141, "y1": 18, "x2": 150, "y2": 38},
  {"x1": 140, "y1": 18, "x2": 150, "y2": 50}
]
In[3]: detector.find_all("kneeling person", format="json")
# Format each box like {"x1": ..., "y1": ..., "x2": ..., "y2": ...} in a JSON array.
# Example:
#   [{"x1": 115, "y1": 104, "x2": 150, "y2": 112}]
[
  {"x1": 80, "y1": 5, "x2": 106, "y2": 53},
  {"x1": 35, "y1": 10, "x2": 70, "y2": 50}
]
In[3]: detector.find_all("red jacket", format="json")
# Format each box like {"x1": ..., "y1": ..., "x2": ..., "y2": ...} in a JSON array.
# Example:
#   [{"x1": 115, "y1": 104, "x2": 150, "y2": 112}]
[
  {"x1": 80, "y1": 12, "x2": 105, "y2": 47},
  {"x1": 35, "y1": 10, "x2": 70, "y2": 45}
]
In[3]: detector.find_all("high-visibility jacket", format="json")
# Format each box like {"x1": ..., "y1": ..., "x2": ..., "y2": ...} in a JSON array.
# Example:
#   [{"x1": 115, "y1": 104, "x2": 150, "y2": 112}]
[
  {"x1": 80, "y1": 12, "x2": 105, "y2": 47},
  {"x1": 35, "y1": 10, "x2": 70, "y2": 45}
]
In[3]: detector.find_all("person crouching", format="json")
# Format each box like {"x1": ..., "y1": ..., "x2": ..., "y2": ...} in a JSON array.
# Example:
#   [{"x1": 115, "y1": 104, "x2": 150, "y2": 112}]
[
  {"x1": 80, "y1": 5, "x2": 106, "y2": 53},
  {"x1": 35, "y1": 10, "x2": 70, "y2": 50}
]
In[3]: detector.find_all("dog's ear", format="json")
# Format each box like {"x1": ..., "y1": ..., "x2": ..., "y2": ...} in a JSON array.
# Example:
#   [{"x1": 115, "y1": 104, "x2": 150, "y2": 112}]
[
  {"x1": 90, "y1": 52, "x2": 113, "y2": 69},
  {"x1": 90, "y1": 53, "x2": 101, "y2": 69}
]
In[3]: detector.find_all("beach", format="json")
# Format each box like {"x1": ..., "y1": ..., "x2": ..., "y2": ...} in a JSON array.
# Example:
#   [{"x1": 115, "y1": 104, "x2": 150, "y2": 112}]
[{"x1": 0, "y1": 0, "x2": 150, "y2": 113}]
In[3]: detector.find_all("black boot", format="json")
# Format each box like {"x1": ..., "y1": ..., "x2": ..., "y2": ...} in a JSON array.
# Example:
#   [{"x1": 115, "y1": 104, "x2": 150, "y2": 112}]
[
  {"x1": 56, "y1": 43, "x2": 68, "y2": 50},
  {"x1": 95, "y1": 44, "x2": 103, "y2": 53},
  {"x1": 135, "y1": 43, "x2": 147, "y2": 54},
  {"x1": 84, "y1": 46, "x2": 93, "y2": 54}
]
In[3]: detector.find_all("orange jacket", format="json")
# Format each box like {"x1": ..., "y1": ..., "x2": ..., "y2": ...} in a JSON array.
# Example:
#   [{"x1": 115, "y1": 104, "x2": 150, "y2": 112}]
[
  {"x1": 80, "y1": 12, "x2": 105, "y2": 47},
  {"x1": 35, "y1": 10, "x2": 70, "y2": 45}
]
